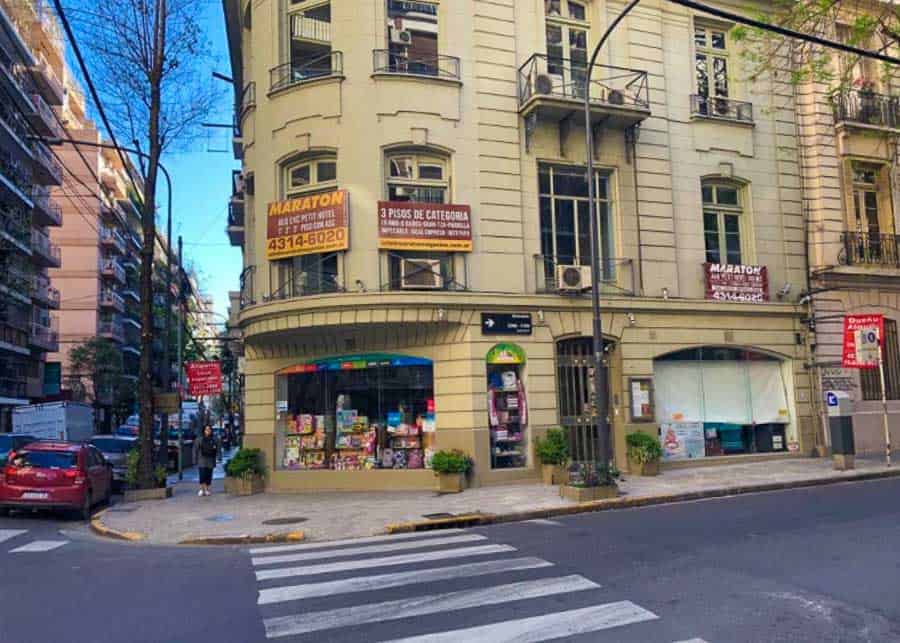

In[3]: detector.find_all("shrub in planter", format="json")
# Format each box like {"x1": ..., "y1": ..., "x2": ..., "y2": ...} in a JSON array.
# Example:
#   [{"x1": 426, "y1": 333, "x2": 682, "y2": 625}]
[
  {"x1": 122, "y1": 448, "x2": 172, "y2": 502},
  {"x1": 560, "y1": 461, "x2": 620, "y2": 502},
  {"x1": 431, "y1": 449, "x2": 473, "y2": 493},
  {"x1": 225, "y1": 448, "x2": 266, "y2": 496},
  {"x1": 534, "y1": 428, "x2": 569, "y2": 485},
  {"x1": 625, "y1": 431, "x2": 662, "y2": 476}
]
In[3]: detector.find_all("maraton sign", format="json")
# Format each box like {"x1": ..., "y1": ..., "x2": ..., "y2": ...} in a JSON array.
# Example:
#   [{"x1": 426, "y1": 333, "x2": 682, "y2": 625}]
[
  {"x1": 842, "y1": 314, "x2": 884, "y2": 369},
  {"x1": 704, "y1": 263, "x2": 769, "y2": 303},
  {"x1": 378, "y1": 201, "x2": 472, "y2": 252},
  {"x1": 186, "y1": 361, "x2": 222, "y2": 396},
  {"x1": 267, "y1": 189, "x2": 349, "y2": 260}
]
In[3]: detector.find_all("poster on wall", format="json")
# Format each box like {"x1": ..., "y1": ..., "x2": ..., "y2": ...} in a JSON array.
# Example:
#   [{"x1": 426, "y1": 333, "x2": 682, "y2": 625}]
[
  {"x1": 704, "y1": 263, "x2": 769, "y2": 303},
  {"x1": 629, "y1": 377, "x2": 654, "y2": 422},
  {"x1": 377, "y1": 201, "x2": 473, "y2": 252},
  {"x1": 266, "y1": 189, "x2": 349, "y2": 260},
  {"x1": 660, "y1": 422, "x2": 706, "y2": 461},
  {"x1": 842, "y1": 314, "x2": 884, "y2": 369}
]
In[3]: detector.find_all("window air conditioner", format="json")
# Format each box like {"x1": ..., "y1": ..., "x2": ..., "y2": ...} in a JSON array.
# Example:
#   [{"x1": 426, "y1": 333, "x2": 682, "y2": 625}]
[
  {"x1": 556, "y1": 264, "x2": 591, "y2": 292},
  {"x1": 390, "y1": 27, "x2": 413, "y2": 46},
  {"x1": 401, "y1": 259, "x2": 443, "y2": 289}
]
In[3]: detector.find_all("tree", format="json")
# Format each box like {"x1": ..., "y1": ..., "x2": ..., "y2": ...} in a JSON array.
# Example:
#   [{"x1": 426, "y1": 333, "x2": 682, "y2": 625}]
[
  {"x1": 65, "y1": 0, "x2": 218, "y2": 488},
  {"x1": 67, "y1": 338, "x2": 134, "y2": 425}
]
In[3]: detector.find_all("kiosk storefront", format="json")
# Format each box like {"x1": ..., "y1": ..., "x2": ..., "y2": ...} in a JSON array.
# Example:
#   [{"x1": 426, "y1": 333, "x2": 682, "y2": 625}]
[{"x1": 275, "y1": 354, "x2": 436, "y2": 471}]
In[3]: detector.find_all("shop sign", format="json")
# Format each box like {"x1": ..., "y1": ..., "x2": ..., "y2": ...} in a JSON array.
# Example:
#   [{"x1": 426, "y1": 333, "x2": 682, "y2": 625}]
[
  {"x1": 820, "y1": 367, "x2": 855, "y2": 392},
  {"x1": 377, "y1": 201, "x2": 472, "y2": 252},
  {"x1": 276, "y1": 354, "x2": 433, "y2": 375},
  {"x1": 660, "y1": 422, "x2": 705, "y2": 461},
  {"x1": 486, "y1": 343, "x2": 526, "y2": 365},
  {"x1": 704, "y1": 263, "x2": 769, "y2": 303},
  {"x1": 842, "y1": 314, "x2": 884, "y2": 369},
  {"x1": 481, "y1": 313, "x2": 532, "y2": 336},
  {"x1": 266, "y1": 189, "x2": 349, "y2": 260},
  {"x1": 186, "y1": 361, "x2": 222, "y2": 396}
]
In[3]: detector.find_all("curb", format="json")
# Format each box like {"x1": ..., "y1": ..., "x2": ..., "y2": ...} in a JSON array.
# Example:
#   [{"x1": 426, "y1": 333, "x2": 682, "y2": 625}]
[
  {"x1": 177, "y1": 531, "x2": 305, "y2": 546},
  {"x1": 90, "y1": 511, "x2": 146, "y2": 542},
  {"x1": 385, "y1": 467, "x2": 900, "y2": 534}
]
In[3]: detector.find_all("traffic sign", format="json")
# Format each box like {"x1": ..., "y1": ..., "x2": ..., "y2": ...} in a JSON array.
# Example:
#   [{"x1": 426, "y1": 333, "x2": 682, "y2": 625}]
[{"x1": 481, "y1": 313, "x2": 532, "y2": 336}]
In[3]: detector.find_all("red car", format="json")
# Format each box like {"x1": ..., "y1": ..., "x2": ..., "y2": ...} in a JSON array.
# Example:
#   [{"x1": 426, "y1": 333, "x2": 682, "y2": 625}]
[{"x1": 0, "y1": 441, "x2": 113, "y2": 520}]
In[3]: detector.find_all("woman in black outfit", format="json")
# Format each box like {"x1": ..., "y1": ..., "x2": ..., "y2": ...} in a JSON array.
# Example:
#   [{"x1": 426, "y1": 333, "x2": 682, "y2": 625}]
[{"x1": 193, "y1": 425, "x2": 218, "y2": 497}]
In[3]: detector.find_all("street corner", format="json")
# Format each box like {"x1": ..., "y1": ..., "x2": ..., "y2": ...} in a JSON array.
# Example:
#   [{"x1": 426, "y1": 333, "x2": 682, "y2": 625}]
[
  {"x1": 89, "y1": 510, "x2": 146, "y2": 542},
  {"x1": 177, "y1": 530, "x2": 305, "y2": 546}
]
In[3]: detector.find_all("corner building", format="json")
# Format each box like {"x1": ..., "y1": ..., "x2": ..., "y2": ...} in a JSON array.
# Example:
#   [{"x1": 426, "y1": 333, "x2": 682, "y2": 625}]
[{"x1": 224, "y1": 0, "x2": 815, "y2": 490}]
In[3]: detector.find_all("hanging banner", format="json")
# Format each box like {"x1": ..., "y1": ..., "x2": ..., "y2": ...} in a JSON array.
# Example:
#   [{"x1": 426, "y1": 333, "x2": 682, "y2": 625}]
[
  {"x1": 266, "y1": 189, "x2": 349, "y2": 260},
  {"x1": 704, "y1": 263, "x2": 769, "y2": 303},
  {"x1": 842, "y1": 314, "x2": 884, "y2": 369},
  {"x1": 378, "y1": 201, "x2": 473, "y2": 252},
  {"x1": 186, "y1": 361, "x2": 223, "y2": 396}
]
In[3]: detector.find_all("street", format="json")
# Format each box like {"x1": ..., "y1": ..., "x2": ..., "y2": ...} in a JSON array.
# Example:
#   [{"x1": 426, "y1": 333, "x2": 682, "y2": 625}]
[{"x1": 1, "y1": 477, "x2": 899, "y2": 643}]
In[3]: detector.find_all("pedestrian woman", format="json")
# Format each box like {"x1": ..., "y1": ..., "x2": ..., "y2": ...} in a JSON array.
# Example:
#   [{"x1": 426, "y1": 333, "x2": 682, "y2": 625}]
[{"x1": 193, "y1": 425, "x2": 218, "y2": 497}]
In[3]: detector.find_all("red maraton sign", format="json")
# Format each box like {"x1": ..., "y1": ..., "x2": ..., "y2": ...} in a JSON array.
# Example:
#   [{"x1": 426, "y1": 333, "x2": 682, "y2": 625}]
[
  {"x1": 377, "y1": 201, "x2": 473, "y2": 252},
  {"x1": 842, "y1": 314, "x2": 884, "y2": 369},
  {"x1": 704, "y1": 263, "x2": 769, "y2": 303},
  {"x1": 186, "y1": 361, "x2": 222, "y2": 396}
]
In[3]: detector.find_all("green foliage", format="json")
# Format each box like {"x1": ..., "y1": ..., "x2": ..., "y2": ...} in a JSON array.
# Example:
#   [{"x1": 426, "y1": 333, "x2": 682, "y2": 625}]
[
  {"x1": 225, "y1": 448, "x2": 266, "y2": 479},
  {"x1": 534, "y1": 428, "x2": 569, "y2": 465},
  {"x1": 567, "y1": 461, "x2": 620, "y2": 488},
  {"x1": 626, "y1": 432, "x2": 663, "y2": 464},
  {"x1": 125, "y1": 447, "x2": 140, "y2": 487},
  {"x1": 68, "y1": 337, "x2": 127, "y2": 412},
  {"x1": 431, "y1": 449, "x2": 473, "y2": 475}
]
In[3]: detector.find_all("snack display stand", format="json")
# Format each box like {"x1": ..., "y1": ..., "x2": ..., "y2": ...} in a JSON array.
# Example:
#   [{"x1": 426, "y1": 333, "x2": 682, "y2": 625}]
[{"x1": 486, "y1": 343, "x2": 528, "y2": 469}]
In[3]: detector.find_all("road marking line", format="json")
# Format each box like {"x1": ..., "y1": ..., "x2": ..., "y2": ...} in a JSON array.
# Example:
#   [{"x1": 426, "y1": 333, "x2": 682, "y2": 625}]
[
  {"x1": 252, "y1": 533, "x2": 486, "y2": 566},
  {"x1": 257, "y1": 556, "x2": 554, "y2": 605},
  {"x1": 524, "y1": 519, "x2": 563, "y2": 526},
  {"x1": 380, "y1": 601, "x2": 660, "y2": 643},
  {"x1": 248, "y1": 528, "x2": 466, "y2": 555},
  {"x1": 672, "y1": 639, "x2": 710, "y2": 643},
  {"x1": 0, "y1": 529, "x2": 27, "y2": 544},
  {"x1": 10, "y1": 540, "x2": 68, "y2": 553},
  {"x1": 256, "y1": 544, "x2": 516, "y2": 582},
  {"x1": 263, "y1": 574, "x2": 599, "y2": 639}
]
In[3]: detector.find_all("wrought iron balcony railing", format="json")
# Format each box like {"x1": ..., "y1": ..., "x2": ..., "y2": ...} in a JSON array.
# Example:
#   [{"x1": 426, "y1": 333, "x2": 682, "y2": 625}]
[
  {"x1": 518, "y1": 54, "x2": 649, "y2": 110},
  {"x1": 269, "y1": 51, "x2": 343, "y2": 93},
  {"x1": 29, "y1": 320, "x2": 58, "y2": 352},
  {"x1": 534, "y1": 255, "x2": 636, "y2": 296},
  {"x1": 840, "y1": 232, "x2": 900, "y2": 266},
  {"x1": 690, "y1": 94, "x2": 753, "y2": 123},
  {"x1": 833, "y1": 90, "x2": 900, "y2": 129},
  {"x1": 372, "y1": 49, "x2": 461, "y2": 80},
  {"x1": 239, "y1": 266, "x2": 255, "y2": 309},
  {"x1": 31, "y1": 186, "x2": 62, "y2": 226},
  {"x1": 267, "y1": 254, "x2": 345, "y2": 301},
  {"x1": 30, "y1": 228, "x2": 61, "y2": 266}
]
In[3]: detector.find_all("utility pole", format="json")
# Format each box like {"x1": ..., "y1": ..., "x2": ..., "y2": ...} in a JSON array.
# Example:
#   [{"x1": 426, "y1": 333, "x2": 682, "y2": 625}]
[{"x1": 177, "y1": 235, "x2": 184, "y2": 479}]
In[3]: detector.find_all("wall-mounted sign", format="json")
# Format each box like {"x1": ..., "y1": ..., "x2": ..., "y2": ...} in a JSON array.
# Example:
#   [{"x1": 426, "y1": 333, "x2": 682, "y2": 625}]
[
  {"x1": 266, "y1": 189, "x2": 349, "y2": 260},
  {"x1": 842, "y1": 314, "x2": 884, "y2": 369},
  {"x1": 629, "y1": 377, "x2": 654, "y2": 422},
  {"x1": 276, "y1": 354, "x2": 433, "y2": 375},
  {"x1": 704, "y1": 263, "x2": 769, "y2": 303},
  {"x1": 660, "y1": 422, "x2": 705, "y2": 461},
  {"x1": 820, "y1": 367, "x2": 855, "y2": 392},
  {"x1": 486, "y1": 343, "x2": 526, "y2": 365},
  {"x1": 186, "y1": 361, "x2": 222, "y2": 396},
  {"x1": 378, "y1": 201, "x2": 472, "y2": 252},
  {"x1": 481, "y1": 313, "x2": 532, "y2": 336}
]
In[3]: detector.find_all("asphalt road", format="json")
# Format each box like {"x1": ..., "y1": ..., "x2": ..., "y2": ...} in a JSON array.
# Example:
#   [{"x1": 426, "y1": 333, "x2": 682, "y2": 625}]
[{"x1": 1, "y1": 477, "x2": 899, "y2": 643}]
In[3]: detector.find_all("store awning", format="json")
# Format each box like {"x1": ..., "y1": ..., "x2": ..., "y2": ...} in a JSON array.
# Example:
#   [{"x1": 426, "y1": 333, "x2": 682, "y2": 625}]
[{"x1": 277, "y1": 354, "x2": 433, "y2": 375}]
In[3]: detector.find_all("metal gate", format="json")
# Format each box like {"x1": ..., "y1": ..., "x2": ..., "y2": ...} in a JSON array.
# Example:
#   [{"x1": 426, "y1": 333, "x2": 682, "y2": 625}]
[{"x1": 555, "y1": 337, "x2": 609, "y2": 463}]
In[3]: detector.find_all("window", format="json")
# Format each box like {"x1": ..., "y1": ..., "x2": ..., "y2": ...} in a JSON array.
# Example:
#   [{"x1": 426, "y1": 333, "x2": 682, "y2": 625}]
[
  {"x1": 281, "y1": 0, "x2": 333, "y2": 88},
  {"x1": 702, "y1": 181, "x2": 743, "y2": 265},
  {"x1": 545, "y1": 0, "x2": 588, "y2": 95},
  {"x1": 862, "y1": 319, "x2": 900, "y2": 400},
  {"x1": 538, "y1": 164, "x2": 614, "y2": 273},
  {"x1": 852, "y1": 162, "x2": 883, "y2": 239},
  {"x1": 386, "y1": 1, "x2": 441, "y2": 76},
  {"x1": 284, "y1": 156, "x2": 338, "y2": 197},
  {"x1": 695, "y1": 21, "x2": 730, "y2": 115},
  {"x1": 386, "y1": 152, "x2": 449, "y2": 203}
]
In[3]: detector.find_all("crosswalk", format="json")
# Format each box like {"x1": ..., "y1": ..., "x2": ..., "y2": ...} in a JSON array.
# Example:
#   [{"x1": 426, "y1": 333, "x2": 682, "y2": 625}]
[
  {"x1": 0, "y1": 528, "x2": 69, "y2": 554},
  {"x1": 248, "y1": 528, "x2": 709, "y2": 642}
]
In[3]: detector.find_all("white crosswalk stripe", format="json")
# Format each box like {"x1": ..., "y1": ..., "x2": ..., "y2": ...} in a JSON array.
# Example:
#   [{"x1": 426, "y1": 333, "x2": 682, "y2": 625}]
[
  {"x1": 523, "y1": 519, "x2": 563, "y2": 526},
  {"x1": 248, "y1": 528, "x2": 466, "y2": 555},
  {"x1": 10, "y1": 540, "x2": 68, "y2": 553},
  {"x1": 0, "y1": 529, "x2": 28, "y2": 544},
  {"x1": 1, "y1": 529, "x2": 70, "y2": 554}
]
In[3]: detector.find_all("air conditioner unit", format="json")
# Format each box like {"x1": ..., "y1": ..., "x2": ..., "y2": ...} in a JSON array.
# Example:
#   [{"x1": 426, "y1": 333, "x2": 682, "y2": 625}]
[
  {"x1": 401, "y1": 258, "x2": 443, "y2": 289},
  {"x1": 556, "y1": 264, "x2": 591, "y2": 292},
  {"x1": 535, "y1": 73, "x2": 554, "y2": 95},
  {"x1": 390, "y1": 27, "x2": 413, "y2": 46}
]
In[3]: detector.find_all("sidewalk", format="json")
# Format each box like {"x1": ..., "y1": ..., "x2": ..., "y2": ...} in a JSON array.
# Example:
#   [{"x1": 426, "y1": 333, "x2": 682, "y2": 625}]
[{"x1": 97, "y1": 456, "x2": 900, "y2": 545}]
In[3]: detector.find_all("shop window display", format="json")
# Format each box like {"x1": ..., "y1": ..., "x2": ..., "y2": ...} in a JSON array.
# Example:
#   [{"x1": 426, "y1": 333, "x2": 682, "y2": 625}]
[
  {"x1": 486, "y1": 344, "x2": 529, "y2": 469},
  {"x1": 275, "y1": 355, "x2": 436, "y2": 471}
]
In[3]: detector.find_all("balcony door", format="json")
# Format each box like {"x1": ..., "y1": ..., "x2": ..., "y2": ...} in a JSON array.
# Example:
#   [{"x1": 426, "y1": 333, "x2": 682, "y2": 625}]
[
  {"x1": 851, "y1": 163, "x2": 895, "y2": 262},
  {"x1": 545, "y1": 0, "x2": 589, "y2": 98}
]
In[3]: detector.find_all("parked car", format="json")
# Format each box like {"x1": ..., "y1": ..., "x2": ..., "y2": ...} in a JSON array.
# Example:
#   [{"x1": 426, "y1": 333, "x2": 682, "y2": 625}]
[
  {"x1": 89, "y1": 436, "x2": 137, "y2": 491},
  {"x1": 0, "y1": 435, "x2": 38, "y2": 463},
  {"x1": 0, "y1": 441, "x2": 113, "y2": 520},
  {"x1": 115, "y1": 424, "x2": 139, "y2": 438}
]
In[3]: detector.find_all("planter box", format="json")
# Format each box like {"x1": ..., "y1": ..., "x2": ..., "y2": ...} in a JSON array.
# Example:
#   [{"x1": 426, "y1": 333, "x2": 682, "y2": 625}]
[
  {"x1": 541, "y1": 464, "x2": 568, "y2": 485},
  {"x1": 559, "y1": 484, "x2": 618, "y2": 503},
  {"x1": 123, "y1": 486, "x2": 172, "y2": 503},
  {"x1": 436, "y1": 472, "x2": 465, "y2": 494},
  {"x1": 224, "y1": 475, "x2": 265, "y2": 496},
  {"x1": 627, "y1": 457, "x2": 660, "y2": 477}
]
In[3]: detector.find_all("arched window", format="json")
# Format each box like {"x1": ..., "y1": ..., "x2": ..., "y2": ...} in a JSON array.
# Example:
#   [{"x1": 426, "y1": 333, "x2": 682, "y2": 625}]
[
  {"x1": 283, "y1": 154, "x2": 337, "y2": 198},
  {"x1": 385, "y1": 151, "x2": 449, "y2": 204},
  {"x1": 702, "y1": 180, "x2": 744, "y2": 265}
]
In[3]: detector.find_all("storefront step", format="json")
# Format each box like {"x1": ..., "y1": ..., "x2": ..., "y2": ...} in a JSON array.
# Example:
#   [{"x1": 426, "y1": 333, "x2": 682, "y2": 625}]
[{"x1": 660, "y1": 451, "x2": 801, "y2": 471}]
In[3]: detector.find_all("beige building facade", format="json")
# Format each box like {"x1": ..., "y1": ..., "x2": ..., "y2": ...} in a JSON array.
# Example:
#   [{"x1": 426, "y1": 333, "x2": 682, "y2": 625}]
[{"x1": 224, "y1": 0, "x2": 816, "y2": 491}]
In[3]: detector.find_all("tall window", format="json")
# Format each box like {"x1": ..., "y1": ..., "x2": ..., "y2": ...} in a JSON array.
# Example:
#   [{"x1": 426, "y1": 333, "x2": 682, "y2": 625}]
[
  {"x1": 861, "y1": 319, "x2": 900, "y2": 400},
  {"x1": 282, "y1": 0, "x2": 333, "y2": 84},
  {"x1": 852, "y1": 163, "x2": 883, "y2": 239},
  {"x1": 545, "y1": 0, "x2": 588, "y2": 96},
  {"x1": 539, "y1": 164, "x2": 614, "y2": 273},
  {"x1": 702, "y1": 181, "x2": 743, "y2": 265},
  {"x1": 695, "y1": 21, "x2": 730, "y2": 115},
  {"x1": 386, "y1": 0, "x2": 440, "y2": 75},
  {"x1": 386, "y1": 152, "x2": 448, "y2": 203}
]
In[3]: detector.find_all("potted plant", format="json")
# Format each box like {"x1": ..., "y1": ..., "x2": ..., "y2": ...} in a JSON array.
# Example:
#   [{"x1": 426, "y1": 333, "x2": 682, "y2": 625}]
[
  {"x1": 626, "y1": 431, "x2": 662, "y2": 476},
  {"x1": 534, "y1": 428, "x2": 569, "y2": 485},
  {"x1": 560, "y1": 461, "x2": 620, "y2": 502},
  {"x1": 224, "y1": 448, "x2": 266, "y2": 496},
  {"x1": 431, "y1": 449, "x2": 472, "y2": 493},
  {"x1": 123, "y1": 448, "x2": 172, "y2": 502}
]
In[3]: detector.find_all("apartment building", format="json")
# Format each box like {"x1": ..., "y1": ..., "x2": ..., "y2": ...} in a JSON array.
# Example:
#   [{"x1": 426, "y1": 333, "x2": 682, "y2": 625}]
[
  {"x1": 224, "y1": 0, "x2": 815, "y2": 490},
  {"x1": 0, "y1": 1, "x2": 63, "y2": 431}
]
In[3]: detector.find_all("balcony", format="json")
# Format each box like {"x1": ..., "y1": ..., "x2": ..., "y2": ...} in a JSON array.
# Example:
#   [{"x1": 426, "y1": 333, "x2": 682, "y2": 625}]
[
  {"x1": 0, "y1": 149, "x2": 31, "y2": 205},
  {"x1": 32, "y1": 275, "x2": 60, "y2": 309},
  {"x1": 372, "y1": 49, "x2": 460, "y2": 81},
  {"x1": 29, "y1": 321, "x2": 59, "y2": 352},
  {"x1": 99, "y1": 288, "x2": 125, "y2": 312},
  {"x1": 31, "y1": 187, "x2": 62, "y2": 226},
  {"x1": 0, "y1": 265, "x2": 33, "y2": 304},
  {"x1": 31, "y1": 142, "x2": 63, "y2": 186},
  {"x1": 833, "y1": 90, "x2": 900, "y2": 131},
  {"x1": 291, "y1": 14, "x2": 331, "y2": 43},
  {"x1": 228, "y1": 196, "x2": 244, "y2": 247},
  {"x1": 101, "y1": 259, "x2": 126, "y2": 284},
  {"x1": 98, "y1": 318, "x2": 125, "y2": 343},
  {"x1": 123, "y1": 287, "x2": 140, "y2": 302},
  {"x1": 0, "y1": 375, "x2": 27, "y2": 401},
  {"x1": 238, "y1": 81, "x2": 256, "y2": 121},
  {"x1": 269, "y1": 51, "x2": 343, "y2": 93},
  {"x1": 690, "y1": 95, "x2": 753, "y2": 124},
  {"x1": 267, "y1": 254, "x2": 345, "y2": 301},
  {"x1": 25, "y1": 93, "x2": 62, "y2": 138},
  {"x1": 1, "y1": 203, "x2": 32, "y2": 254},
  {"x1": 28, "y1": 52, "x2": 65, "y2": 105},
  {"x1": 30, "y1": 228, "x2": 61, "y2": 267},
  {"x1": 0, "y1": 94, "x2": 32, "y2": 158},
  {"x1": 534, "y1": 255, "x2": 636, "y2": 297},
  {"x1": 839, "y1": 232, "x2": 900, "y2": 267},
  {"x1": 100, "y1": 226, "x2": 127, "y2": 254},
  {"x1": 518, "y1": 54, "x2": 650, "y2": 131}
]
